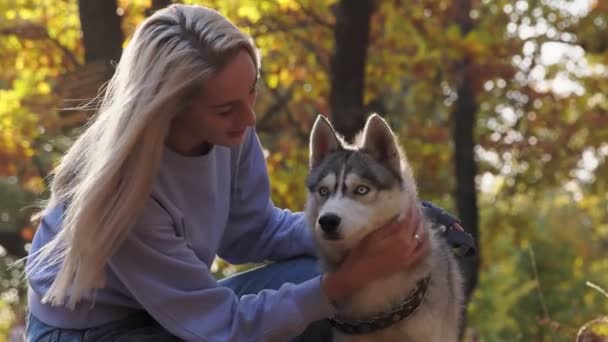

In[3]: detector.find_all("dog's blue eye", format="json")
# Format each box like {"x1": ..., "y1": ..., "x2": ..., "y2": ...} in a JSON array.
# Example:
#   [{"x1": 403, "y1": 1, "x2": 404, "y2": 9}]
[
  {"x1": 355, "y1": 185, "x2": 370, "y2": 195},
  {"x1": 318, "y1": 186, "x2": 330, "y2": 196}
]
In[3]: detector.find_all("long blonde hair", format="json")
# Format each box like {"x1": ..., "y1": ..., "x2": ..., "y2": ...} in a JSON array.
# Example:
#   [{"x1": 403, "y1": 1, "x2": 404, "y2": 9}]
[{"x1": 26, "y1": 4, "x2": 260, "y2": 308}]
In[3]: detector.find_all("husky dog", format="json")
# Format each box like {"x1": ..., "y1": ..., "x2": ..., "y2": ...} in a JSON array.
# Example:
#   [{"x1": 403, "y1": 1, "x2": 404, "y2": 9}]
[{"x1": 305, "y1": 114, "x2": 464, "y2": 342}]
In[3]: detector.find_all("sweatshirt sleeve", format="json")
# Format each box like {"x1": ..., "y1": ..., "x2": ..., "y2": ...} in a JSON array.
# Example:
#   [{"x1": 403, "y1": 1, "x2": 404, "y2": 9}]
[
  {"x1": 217, "y1": 129, "x2": 317, "y2": 264},
  {"x1": 108, "y1": 200, "x2": 335, "y2": 342}
]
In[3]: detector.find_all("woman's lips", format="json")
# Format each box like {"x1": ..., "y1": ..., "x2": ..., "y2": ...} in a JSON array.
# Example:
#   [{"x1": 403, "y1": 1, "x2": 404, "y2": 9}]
[{"x1": 227, "y1": 129, "x2": 246, "y2": 138}]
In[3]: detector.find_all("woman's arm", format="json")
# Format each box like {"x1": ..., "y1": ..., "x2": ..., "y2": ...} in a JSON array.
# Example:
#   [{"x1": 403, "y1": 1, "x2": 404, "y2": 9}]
[
  {"x1": 108, "y1": 199, "x2": 334, "y2": 342},
  {"x1": 218, "y1": 129, "x2": 316, "y2": 264}
]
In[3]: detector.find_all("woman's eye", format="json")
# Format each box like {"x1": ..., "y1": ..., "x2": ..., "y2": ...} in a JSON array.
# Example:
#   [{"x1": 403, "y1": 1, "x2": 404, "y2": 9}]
[
  {"x1": 318, "y1": 186, "x2": 330, "y2": 197},
  {"x1": 355, "y1": 185, "x2": 370, "y2": 195},
  {"x1": 217, "y1": 107, "x2": 233, "y2": 116}
]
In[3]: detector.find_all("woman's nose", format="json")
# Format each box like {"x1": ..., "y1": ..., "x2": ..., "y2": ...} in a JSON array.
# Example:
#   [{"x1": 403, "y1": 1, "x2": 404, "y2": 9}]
[{"x1": 240, "y1": 105, "x2": 256, "y2": 127}]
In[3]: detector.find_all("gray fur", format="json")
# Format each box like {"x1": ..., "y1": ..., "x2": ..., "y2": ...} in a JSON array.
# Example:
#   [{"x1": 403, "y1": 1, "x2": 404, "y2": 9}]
[
  {"x1": 306, "y1": 151, "x2": 401, "y2": 194},
  {"x1": 305, "y1": 114, "x2": 464, "y2": 342}
]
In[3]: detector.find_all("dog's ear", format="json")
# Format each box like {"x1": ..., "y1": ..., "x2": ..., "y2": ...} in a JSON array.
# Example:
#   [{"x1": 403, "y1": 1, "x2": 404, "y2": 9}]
[
  {"x1": 310, "y1": 115, "x2": 341, "y2": 169},
  {"x1": 361, "y1": 114, "x2": 401, "y2": 175}
]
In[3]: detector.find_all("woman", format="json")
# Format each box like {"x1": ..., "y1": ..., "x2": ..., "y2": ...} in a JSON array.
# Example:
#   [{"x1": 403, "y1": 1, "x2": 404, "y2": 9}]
[{"x1": 24, "y1": 4, "x2": 463, "y2": 341}]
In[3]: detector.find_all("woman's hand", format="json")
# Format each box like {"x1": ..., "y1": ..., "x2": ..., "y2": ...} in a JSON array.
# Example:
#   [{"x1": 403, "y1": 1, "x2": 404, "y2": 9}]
[{"x1": 322, "y1": 207, "x2": 430, "y2": 302}]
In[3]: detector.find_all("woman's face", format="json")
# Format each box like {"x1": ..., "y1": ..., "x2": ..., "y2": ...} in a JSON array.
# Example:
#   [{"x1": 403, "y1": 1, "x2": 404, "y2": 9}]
[{"x1": 167, "y1": 49, "x2": 258, "y2": 155}]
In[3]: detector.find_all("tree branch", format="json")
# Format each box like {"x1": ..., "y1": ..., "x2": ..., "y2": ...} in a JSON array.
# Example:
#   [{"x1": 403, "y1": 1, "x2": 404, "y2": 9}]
[
  {"x1": 46, "y1": 35, "x2": 81, "y2": 68},
  {"x1": 145, "y1": 0, "x2": 173, "y2": 16},
  {"x1": 0, "y1": 22, "x2": 81, "y2": 68},
  {"x1": 269, "y1": 20, "x2": 330, "y2": 71},
  {"x1": 283, "y1": 107, "x2": 310, "y2": 142},
  {"x1": 257, "y1": 83, "x2": 295, "y2": 128},
  {"x1": 293, "y1": 0, "x2": 334, "y2": 28},
  {"x1": 245, "y1": 18, "x2": 331, "y2": 72}
]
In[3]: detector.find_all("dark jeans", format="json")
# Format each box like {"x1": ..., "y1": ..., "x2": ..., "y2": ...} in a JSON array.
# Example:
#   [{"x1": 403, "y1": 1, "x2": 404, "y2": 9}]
[{"x1": 26, "y1": 256, "x2": 332, "y2": 341}]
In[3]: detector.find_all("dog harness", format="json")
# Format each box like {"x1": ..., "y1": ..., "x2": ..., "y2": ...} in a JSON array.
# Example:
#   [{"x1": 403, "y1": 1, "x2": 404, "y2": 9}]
[
  {"x1": 328, "y1": 276, "x2": 431, "y2": 334},
  {"x1": 420, "y1": 201, "x2": 476, "y2": 257}
]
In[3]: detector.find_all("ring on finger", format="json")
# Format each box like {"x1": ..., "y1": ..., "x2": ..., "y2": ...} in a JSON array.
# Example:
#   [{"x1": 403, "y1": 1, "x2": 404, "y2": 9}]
[{"x1": 414, "y1": 233, "x2": 422, "y2": 246}]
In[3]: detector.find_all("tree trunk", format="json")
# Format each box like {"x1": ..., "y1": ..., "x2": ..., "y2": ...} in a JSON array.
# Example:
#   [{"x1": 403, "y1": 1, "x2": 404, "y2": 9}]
[
  {"x1": 452, "y1": 0, "x2": 481, "y2": 331},
  {"x1": 78, "y1": 0, "x2": 124, "y2": 64},
  {"x1": 56, "y1": 1, "x2": 124, "y2": 131},
  {"x1": 328, "y1": 0, "x2": 374, "y2": 142},
  {"x1": 0, "y1": 232, "x2": 27, "y2": 258},
  {"x1": 146, "y1": 0, "x2": 173, "y2": 16},
  {"x1": 452, "y1": 57, "x2": 480, "y2": 298}
]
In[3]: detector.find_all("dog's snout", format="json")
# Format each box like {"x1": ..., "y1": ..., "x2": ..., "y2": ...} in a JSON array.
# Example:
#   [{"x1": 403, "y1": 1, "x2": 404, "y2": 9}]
[{"x1": 318, "y1": 214, "x2": 341, "y2": 233}]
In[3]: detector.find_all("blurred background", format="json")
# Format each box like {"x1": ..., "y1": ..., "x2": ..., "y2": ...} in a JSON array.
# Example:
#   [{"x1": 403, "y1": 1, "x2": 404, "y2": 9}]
[{"x1": 1, "y1": 0, "x2": 607, "y2": 341}]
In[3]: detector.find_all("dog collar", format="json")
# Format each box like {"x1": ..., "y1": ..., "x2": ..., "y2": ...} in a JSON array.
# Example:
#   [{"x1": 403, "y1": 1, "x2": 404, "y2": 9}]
[{"x1": 328, "y1": 276, "x2": 431, "y2": 335}]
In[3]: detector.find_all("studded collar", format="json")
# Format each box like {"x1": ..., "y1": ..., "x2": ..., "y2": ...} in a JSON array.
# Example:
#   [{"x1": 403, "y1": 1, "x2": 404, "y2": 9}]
[{"x1": 328, "y1": 276, "x2": 431, "y2": 335}]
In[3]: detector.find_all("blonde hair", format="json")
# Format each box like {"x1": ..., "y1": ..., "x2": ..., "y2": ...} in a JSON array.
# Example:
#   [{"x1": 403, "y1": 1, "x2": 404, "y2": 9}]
[{"x1": 26, "y1": 4, "x2": 260, "y2": 308}]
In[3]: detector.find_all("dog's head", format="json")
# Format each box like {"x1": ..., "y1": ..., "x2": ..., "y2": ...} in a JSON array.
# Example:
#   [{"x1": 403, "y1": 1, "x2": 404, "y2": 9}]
[{"x1": 305, "y1": 114, "x2": 418, "y2": 264}]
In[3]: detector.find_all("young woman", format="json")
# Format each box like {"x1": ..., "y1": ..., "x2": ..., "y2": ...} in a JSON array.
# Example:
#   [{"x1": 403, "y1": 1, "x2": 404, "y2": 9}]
[{"x1": 24, "y1": 4, "x2": 468, "y2": 341}]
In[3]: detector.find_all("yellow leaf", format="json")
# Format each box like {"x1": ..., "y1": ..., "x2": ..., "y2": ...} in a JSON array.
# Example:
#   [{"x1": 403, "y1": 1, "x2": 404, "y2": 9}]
[
  {"x1": 267, "y1": 74, "x2": 279, "y2": 88},
  {"x1": 237, "y1": 5, "x2": 261, "y2": 22},
  {"x1": 279, "y1": 69, "x2": 291, "y2": 84},
  {"x1": 6, "y1": 10, "x2": 16, "y2": 20},
  {"x1": 37, "y1": 82, "x2": 51, "y2": 94}
]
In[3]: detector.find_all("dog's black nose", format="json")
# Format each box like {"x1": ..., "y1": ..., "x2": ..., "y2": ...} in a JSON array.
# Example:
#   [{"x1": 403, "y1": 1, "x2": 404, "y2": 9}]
[{"x1": 318, "y1": 214, "x2": 341, "y2": 233}]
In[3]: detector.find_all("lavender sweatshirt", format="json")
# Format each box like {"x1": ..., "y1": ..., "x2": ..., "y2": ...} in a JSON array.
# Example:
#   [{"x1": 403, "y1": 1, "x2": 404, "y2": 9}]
[{"x1": 26, "y1": 128, "x2": 335, "y2": 341}]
